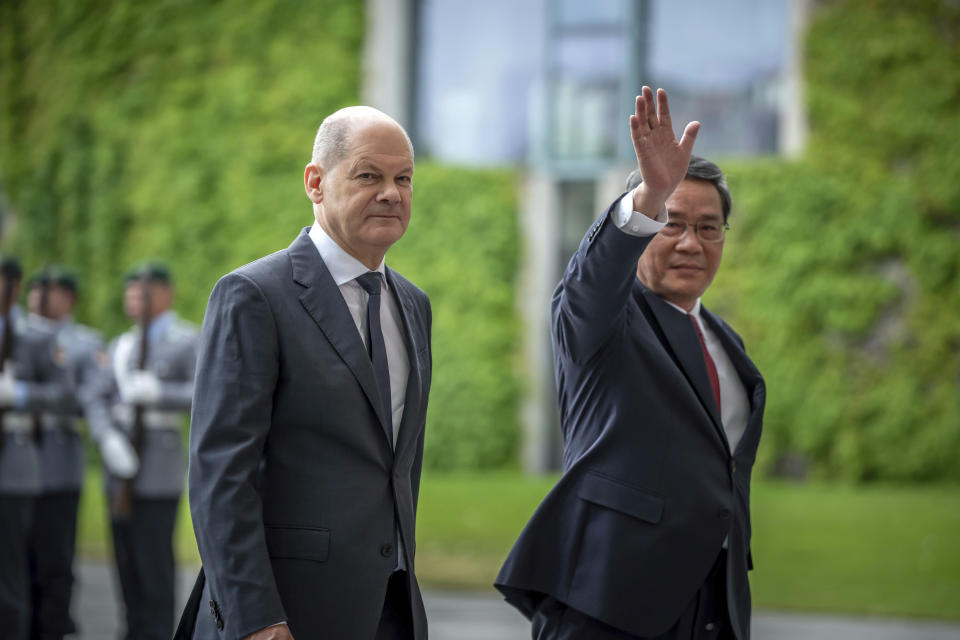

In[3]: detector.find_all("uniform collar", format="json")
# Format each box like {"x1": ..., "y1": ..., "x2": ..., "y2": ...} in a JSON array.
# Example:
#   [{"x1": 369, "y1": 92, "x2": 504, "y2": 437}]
[{"x1": 146, "y1": 310, "x2": 174, "y2": 343}]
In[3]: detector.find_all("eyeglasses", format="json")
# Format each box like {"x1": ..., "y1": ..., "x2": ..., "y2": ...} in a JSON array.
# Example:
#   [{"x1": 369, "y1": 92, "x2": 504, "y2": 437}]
[{"x1": 660, "y1": 219, "x2": 729, "y2": 243}]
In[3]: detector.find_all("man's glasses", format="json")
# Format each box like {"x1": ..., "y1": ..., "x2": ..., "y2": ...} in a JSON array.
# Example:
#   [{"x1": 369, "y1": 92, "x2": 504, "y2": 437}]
[{"x1": 660, "y1": 219, "x2": 729, "y2": 243}]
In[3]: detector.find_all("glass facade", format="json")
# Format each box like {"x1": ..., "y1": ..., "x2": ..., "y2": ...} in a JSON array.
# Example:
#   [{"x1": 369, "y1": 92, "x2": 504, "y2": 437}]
[{"x1": 414, "y1": 0, "x2": 790, "y2": 166}]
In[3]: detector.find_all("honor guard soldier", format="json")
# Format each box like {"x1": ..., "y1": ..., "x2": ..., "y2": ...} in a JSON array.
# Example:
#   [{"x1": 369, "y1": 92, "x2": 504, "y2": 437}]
[
  {"x1": 85, "y1": 263, "x2": 199, "y2": 640},
  {"x1": 25, "y1": 267, "x2": 105, "y2": 640},
  {"x1": 0, "y1": 257, "x2": 68, "y2": 640}
]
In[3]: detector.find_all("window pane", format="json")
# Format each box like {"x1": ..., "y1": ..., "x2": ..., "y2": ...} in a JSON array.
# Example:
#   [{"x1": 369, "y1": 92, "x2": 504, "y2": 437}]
[
  {"x1": 556, "y1": 0, "x2": 629, "y2": 27},
  {"x1": 646, "y1": 0, "x2": 789, "y2": 155}
]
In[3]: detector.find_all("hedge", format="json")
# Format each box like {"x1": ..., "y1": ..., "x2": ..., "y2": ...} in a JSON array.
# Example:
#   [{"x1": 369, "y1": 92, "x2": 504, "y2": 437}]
[
  {"x1": 706, "y1": 0, "x2": 960, "y2": 481},
  {"x1": 0, "y1": 0, "x2": 522, "y2": 470}
]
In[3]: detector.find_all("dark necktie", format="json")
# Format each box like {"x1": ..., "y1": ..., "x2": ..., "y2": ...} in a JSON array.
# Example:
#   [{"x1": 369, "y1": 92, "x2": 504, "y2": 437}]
[
  {"x1": 356, "y1": 272, "x2": 393, "y2": 445},
  {"x1": 690, "y1": 314, "x2": 722, "y2": 414}
]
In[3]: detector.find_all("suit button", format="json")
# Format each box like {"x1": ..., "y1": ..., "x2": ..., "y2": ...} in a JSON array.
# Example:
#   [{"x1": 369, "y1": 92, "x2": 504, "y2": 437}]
[
  {"x1": 718, "y1": 509, "x2": 730, "y2": 520},
  {"x1": 380, "y1": 544, "x2": 394, "y2": 557}
]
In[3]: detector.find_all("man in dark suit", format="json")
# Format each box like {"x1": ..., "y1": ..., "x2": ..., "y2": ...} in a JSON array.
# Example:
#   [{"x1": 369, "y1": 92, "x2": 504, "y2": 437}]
[
  {"x1": 178, "y1": 106, "x2": 432, "y2": 640},
  {"x1": 496, "y1": 87, "x2": 766, "y2": 639}
]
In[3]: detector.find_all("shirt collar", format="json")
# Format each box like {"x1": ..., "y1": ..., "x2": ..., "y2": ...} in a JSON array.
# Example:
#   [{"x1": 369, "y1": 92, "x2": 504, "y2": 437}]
[
  {"x1": 309, "y1": 221, "x2": 385, "y2": 286},
  {"x1": 662, "y1": 297, "x2": 702, "y2": 320}
]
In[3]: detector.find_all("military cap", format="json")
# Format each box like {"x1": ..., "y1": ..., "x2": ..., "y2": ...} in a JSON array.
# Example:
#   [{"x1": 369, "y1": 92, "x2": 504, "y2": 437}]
[
  {"x1": 0, "y1": 255, "x2": 22, "y2": 280},
  {"x1": 28, "y1": 265, "x2": 79, "y2": 294},
  {"x1": 124, "y1": 261, "x2": 172, "y2": 285}
]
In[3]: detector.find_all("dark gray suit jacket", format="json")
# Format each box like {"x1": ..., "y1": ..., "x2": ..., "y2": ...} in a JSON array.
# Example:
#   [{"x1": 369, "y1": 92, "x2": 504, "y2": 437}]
[
  {"x1": 182, "y1": 229, "x2": 432, "y2": 640},
  {"x1": 496, "y1": 195, "x2": 765, "y2": 639}
]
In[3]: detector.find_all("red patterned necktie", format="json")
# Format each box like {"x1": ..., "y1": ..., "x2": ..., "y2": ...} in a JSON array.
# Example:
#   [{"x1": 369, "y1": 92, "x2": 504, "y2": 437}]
[{"x1": 690, "y1": 314, "x2": 722, "y2": 414}]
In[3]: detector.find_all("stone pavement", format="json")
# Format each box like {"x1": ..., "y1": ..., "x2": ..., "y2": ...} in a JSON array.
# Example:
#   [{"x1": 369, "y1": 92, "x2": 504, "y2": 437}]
[{"x1": 70, "y1": 561, "x2": 960, "y2": 639}]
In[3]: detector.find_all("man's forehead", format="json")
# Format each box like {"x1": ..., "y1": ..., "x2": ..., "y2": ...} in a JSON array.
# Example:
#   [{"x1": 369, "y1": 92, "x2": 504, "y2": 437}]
[
  {"x1": 665, "y1": 208, "x2": 723, "y2": 221},
  {"x1": 350, "y1": 154, "x2": 414, "y2": 171}
]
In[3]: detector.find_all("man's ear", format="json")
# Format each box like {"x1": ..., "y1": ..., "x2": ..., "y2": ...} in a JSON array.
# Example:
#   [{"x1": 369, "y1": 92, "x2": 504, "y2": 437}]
[{"x1": 304, "y1": 163, "x2": 324, "y2": 204}]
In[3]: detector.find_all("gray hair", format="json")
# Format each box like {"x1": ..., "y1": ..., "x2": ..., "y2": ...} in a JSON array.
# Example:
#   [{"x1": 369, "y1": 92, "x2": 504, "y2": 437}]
[
  {"x1": 311, "y1": 106, "x2": 413, "y2": 169},
  {"x1": 625, "y1": 155, "x2": 732, "y2": 222}
]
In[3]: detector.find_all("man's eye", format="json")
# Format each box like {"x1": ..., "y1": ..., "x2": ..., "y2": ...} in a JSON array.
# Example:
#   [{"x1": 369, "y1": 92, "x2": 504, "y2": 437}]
[
  {"x1": 665, "y1": 222, "x2": 683, "y2": 230},
  {"x1": 700, "y1": 224, "x2": 719, "y2": 233},
  {"x1": 397, "y1": 176, "x2": 412, "y2": 184},
  {"x1": 358, "y1": 173, "x2": 376, "y2": 180}
]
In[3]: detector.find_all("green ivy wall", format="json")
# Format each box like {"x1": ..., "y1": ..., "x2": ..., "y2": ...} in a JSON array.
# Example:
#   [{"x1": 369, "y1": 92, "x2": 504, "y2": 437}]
[
  {"x1": 0, "y1": 0, "x2": 521, "y2": 470},
  {"x1": 707, "y1": 0, "x2": 960, "y2": 481}
]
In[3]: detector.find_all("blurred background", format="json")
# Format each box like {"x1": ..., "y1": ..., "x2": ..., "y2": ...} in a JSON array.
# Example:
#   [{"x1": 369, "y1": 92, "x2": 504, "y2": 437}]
[{"x1": 1, "y1": 0, "x2": 958, "y2": 632}]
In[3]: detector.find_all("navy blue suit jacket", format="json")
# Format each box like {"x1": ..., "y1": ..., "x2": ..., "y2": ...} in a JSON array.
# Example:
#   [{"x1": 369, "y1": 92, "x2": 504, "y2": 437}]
[{"x1": 496, "y1": 194, "x2": 765, "y2": 639}]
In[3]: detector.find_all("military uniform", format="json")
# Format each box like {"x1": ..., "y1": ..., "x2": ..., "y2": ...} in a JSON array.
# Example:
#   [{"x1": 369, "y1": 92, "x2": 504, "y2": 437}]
[
  {"x1": 0, "y1": 310, "x2": 68, "y2": 640},
  {"x1": 27, "y1": 315, "x2": 104, "y2": 640},
  {"x1": 86, "y1": 310, "x2": 198, "y2": 640}
]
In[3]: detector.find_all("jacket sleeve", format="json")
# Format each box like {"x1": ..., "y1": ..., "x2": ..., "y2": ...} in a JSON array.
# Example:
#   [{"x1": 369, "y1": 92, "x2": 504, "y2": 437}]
[
  {"x1": 552, "y1": 193, "x2": 656, "y2": 364},
  {"x1": 80, "y1": 343, "x2": 119, "y2": 443},
  {"x1": 188, "y1": 271, "x2": 287, "y2": 639}
]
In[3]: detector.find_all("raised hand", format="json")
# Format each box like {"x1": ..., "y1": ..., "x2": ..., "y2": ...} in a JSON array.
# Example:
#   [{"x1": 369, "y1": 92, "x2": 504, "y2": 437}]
[{"x1": 629, "y1": 86, "x2": 700, "y2": 216}]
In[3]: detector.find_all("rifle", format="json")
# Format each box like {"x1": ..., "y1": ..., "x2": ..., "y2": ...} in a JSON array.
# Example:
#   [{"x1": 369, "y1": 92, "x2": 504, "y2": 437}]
[
  {"x1": 0, "y1": 271, "x2": 13, "y2": 455},
  {"x1": 31, "y1": 266, "x2": 51, "y2": 446},
  {"x1": 110, "y1": 274, "x2": 152, "y2": 519}
]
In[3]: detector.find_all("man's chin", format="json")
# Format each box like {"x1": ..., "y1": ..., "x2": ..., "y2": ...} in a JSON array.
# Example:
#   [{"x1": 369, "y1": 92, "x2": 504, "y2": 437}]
[{"x1": 363, "y1": 225, "x2": 407, "y2": 248}]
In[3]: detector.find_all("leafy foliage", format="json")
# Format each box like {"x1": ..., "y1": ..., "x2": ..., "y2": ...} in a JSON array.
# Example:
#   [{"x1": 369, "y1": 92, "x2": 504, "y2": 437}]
[
  {"x1": 707, "y1": 0, "x2": 960, "y2": 481},
  {"x1": 390, "y1": 166, "x2": 521, "y2": 469},
  {"x1": 0, "y1": 0, "x2": 521, "y2": 469},
  {"x1": 0, "y1": 0, "x2": 366, "y2": 334}
]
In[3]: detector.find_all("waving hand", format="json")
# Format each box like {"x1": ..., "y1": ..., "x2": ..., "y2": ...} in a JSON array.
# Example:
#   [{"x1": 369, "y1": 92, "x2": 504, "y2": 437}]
[{"x1": 629, "y1": 86, "x2": 700, "y2": 217}]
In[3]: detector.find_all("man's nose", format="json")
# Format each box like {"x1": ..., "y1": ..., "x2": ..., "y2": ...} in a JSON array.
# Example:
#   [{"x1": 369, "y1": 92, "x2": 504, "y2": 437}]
[
  {"x1": 378, "y1": 182, "x2": 401, "y2": 204},
  {"x1": 674, "y1": 225, "x2": 703, "y2": 252}
]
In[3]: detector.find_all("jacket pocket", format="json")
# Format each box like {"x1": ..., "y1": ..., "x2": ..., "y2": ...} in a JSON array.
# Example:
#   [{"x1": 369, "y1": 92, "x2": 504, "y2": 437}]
[
  {"x1": 264, "y1": 525, "x2": 330, "y2": 563},
  {"x1": 577, "y1": 471, "x2": 664, "y2": 524}
]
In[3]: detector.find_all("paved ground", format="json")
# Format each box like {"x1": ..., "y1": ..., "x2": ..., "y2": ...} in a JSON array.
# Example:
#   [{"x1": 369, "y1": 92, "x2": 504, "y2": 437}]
[{"x1": 70, "y1": 562, "x2": 960, "y2": 639}]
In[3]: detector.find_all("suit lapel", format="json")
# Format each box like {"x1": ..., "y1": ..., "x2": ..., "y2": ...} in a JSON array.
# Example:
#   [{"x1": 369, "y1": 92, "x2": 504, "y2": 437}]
[
  {"x1": 386, "y1": 268, "x2": 423, "y2": 458},
  {"x1": 637, "y1": 285, "x2": 726, "y2": 446},
  {"x1": 288, "y1": 230, "x2": 393, "y2": 441},
  {"x1": 700, "y1": 307, "x2": 762, "y2": 401},
  {"x1": 700, "y1": 307, "x2": 766, "y2": 455}
]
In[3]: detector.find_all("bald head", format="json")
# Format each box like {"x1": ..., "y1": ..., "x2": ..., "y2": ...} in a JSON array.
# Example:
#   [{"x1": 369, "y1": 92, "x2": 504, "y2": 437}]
[{"x1": 311, "y1": 106, "x2": 413, "y2": 170}]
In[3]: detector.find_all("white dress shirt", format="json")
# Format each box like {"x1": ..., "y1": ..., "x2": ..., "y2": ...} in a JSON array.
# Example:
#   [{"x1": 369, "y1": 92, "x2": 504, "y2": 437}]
[{"x1": 308, "y1": 222, "x2": 410, "y2": 446}]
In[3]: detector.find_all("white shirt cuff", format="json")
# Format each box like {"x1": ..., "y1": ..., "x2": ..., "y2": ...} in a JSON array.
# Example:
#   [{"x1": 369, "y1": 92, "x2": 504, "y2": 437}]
[{"x1": 612, "y1": 188, "x2": 668, "y2": 236}]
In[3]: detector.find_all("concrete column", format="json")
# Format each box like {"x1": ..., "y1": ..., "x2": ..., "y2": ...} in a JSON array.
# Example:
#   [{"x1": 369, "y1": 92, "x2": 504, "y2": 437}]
[
  {"x1": 595, "y1": 164, "x2": 635, "y2": 213},
  {"x1": 363, "y1": 0, "x2": 414, "y2": 127},
  {"x1": 519, "y1": 172, "x2": 562, "y2": 473},
  {"x1": 781, "y1": 0, "x2": 811, "y2": 157}
]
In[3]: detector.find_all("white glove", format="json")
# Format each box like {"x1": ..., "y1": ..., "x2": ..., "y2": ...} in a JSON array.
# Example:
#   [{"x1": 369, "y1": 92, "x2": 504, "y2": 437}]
[
  {"x1": 119, "y1": 371, "x2": 162, "y2": 406},
  {"x1": 0, "y1": 363, "x2": 18, "y2": 407},
  {"x1": 100, "y1": 428, "x2": 139, "y2": 479}
]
